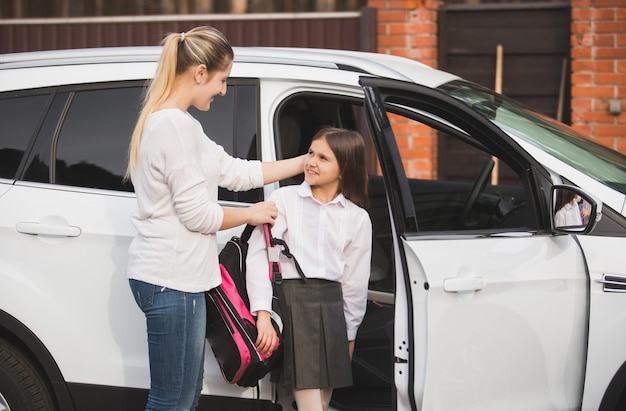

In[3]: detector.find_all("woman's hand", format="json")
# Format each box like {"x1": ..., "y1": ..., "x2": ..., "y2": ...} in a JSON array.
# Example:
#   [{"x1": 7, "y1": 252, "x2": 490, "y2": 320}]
[
  {"x1": 221, "y1": 201, "x2": 278, "y2": 230},
  {"x1": 246, "y1": 201, "x2": 279, "y2": 226},
  {"x1": 255, "y1": 310, "x2": 278, "y2": 355}
]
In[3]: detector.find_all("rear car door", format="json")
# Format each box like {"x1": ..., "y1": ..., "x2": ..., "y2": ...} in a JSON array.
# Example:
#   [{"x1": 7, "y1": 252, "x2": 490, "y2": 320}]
[
  {"x1": 360, "y1": 77, "x2": 588, "y2": 410},
  {"x1": 0, "y1": 79, "x2": 266, "y2": 408}
]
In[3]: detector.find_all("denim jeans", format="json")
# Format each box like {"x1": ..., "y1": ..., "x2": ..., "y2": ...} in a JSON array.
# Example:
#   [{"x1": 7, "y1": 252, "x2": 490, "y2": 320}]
[{"x1": 129, "y1": 279, "x2": 206, "y2": 411}]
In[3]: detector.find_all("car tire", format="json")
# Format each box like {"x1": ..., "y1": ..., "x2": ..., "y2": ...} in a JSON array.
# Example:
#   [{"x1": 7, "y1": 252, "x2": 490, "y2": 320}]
[{"x1": 0, "y1": 338, "x2": 57, "y2": 411}]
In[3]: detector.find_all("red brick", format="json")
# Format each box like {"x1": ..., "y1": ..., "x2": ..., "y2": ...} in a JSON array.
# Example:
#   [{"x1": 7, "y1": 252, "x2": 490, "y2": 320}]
[
  {"x1": 572, "y1": 86, "x2": 615, "y2": 98},
  {"x1": 571, "y1": 73, "x2": 593, "y2": 84},
  {"x1": 596, "y1": 21, "x2": 626, "y2": 34},
  {"x1": 591, "y1": 9, "x2": 618, "y2": 21},
  {"x1": 571, "y1": 47, "x2": 592, "y2": 58},
  {"x1": 413, "y1": 136, "x2": 435, "y2": 147},
  {"x1": 389, "y1": 0, "x2": 422, "y2": 9},
  {"x1": 571, "y1": 22, "x2": 593, "y2": 34},
  {"x1": 572, "y1": 60, "x2": 614, "y2": 72},
  {"x1": 578, "y1": 110, "x2": 616, "y2": 122},
  {"x1": 391, "y1": 22, "x2": 436, "y2": 35},
  {"x1": 593, "y1": 34, "x2": 618, "y2": 47},
  {"x1": 571, "y1": 8, "x2": 593, "y2": 20},
  {"x1": 390, "y1": 119, "x2": 418, "y2": 134},
  {"x1": 378, "y1": 10, "x2": 407, "y2": 23},
  {"x1": 618, "y1": 34, "x2": 626, "y2": 47},
  {"x1": 571, "y1": 98, "x2": 593, "y2": 111},
  {"x1": 378, "y1": 35, "x2": 407, "y2": 47},
  {"x1": 594, "y1": 0, "x2": 626, "y2": 6},
  {"x1": 399, "y1": 148, "x2": 427, "y2": 159},
  {"x1": 394, "y1": 136, "x2": 410, "y2": 148},
  {"x1": 595, "y1": 124, "x2": 626, "y2": 136},
  {"x1": 411, "y1": 36, "x2": 437, "y2": 48},
  {"x1": 571, "y1": 0, "x2": 593, "y2": 6},
  {"x1": 596, "y1": 47, "x2": 626, "y2": 59},
  {"x1": 409, "y1": 8, "x2": 437, "y2": 22},
  {"x1": 596, "y1": 73, "x2": 626, "y2": 85}
]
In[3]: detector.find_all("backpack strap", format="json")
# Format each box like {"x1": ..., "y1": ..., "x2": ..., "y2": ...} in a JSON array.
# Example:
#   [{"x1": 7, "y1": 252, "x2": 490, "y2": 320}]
[
  {"x1": 239, "y1": 224, "x2": 256, "y2": 244},
  {"x1": 262, "y1": 224, "x2": 307, "y2": 283}
]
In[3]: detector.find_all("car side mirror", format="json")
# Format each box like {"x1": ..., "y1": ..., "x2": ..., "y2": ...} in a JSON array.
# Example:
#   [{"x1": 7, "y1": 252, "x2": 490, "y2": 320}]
[{"x1": 551, "y1": 185, "x2": 602, "y2": 234}]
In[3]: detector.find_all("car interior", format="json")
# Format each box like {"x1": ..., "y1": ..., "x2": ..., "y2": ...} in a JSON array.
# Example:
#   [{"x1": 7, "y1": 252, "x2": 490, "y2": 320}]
[{"x1": 275, "y1": 93, "x2": 537, "y2": 411}]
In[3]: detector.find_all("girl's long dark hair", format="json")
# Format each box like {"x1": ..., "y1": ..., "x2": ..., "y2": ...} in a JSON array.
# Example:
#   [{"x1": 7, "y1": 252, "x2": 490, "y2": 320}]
[{"x1": 312, "y1": 127, "x2": 369, "y2": 209}]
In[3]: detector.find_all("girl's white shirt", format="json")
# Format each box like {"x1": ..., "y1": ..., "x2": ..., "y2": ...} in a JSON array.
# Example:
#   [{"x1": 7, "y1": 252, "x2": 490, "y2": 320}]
[
  {"x1": 126, "y1": 109, "x2": 263, "y2": 292},
  {"x1": 555, "y1": 201, "x2": 583, "y2": 227},
  {"x1": 246, "y1": 182, "x2": 373, "y2": 340}
]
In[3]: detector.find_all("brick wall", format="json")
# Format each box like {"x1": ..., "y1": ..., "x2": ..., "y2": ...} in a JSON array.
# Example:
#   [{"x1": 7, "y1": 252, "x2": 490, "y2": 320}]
[
  {"x1": 368, "y1": 0, "x2": 626, "y2": 166},
  {"x1": 571, "y1": 0, "x2": 626, "y2": 154},
  {"x1": 368, "y1": 0, "x2": 442, "y2": 179}
]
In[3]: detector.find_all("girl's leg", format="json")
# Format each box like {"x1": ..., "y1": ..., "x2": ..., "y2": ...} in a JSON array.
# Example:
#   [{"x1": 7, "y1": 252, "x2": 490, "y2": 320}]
[
  {"x1": 293, "y1": 389, "x2": 324, "y2": 411},
  {"x1": 320, "y1": 387, "x2": 333, "y2": 411},
  {"x1": 130, "y1": 280, "x2": 206, "y2": 411}
]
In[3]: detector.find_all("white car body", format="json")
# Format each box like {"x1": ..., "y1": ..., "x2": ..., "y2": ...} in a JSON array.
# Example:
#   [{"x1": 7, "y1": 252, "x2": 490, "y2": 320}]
[{"x1": 0, "y1": 46, "x2": 624, "y2": 411}]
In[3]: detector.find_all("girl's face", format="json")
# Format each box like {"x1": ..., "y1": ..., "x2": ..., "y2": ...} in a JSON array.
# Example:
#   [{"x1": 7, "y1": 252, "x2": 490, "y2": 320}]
[
  {"x1": 194, "y1": 61, "x2": 232, "y2": 111},
  {"x1": 305, "y1": 137, "x2": 341, "y2": 192}
]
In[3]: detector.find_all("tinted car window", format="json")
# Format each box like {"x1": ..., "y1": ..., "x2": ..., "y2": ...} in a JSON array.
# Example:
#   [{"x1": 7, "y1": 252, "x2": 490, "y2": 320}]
[
  {"x1": 55, "y1": 86, "x2": 141, "y2": 191},
  {"x1": 193, "y1": 81, "x2": 261, "y2": 203},
  {"x1": 21, "y1": 81, "x2": 261, "y2": 202},
  {"x1": 0, "y1": 93, "x2": 50, "y2": 179}
]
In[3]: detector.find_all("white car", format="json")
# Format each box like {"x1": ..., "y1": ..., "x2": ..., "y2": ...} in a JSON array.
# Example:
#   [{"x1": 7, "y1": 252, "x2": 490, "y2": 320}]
[{"x1": 0, "y1": 46, "x2": 625, "y2": 411}]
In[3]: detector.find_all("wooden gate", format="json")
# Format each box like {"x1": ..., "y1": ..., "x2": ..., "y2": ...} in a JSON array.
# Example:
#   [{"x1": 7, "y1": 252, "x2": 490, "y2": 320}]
[
  {"x1": 437, "y1": 2, "x2": 571, "y2": 182},
  {"x1": 438, "y1": 2, "x2": 571, "y2": 121}
]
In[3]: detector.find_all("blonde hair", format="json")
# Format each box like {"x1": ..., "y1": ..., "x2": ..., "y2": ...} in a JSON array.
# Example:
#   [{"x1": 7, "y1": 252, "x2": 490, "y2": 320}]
[{"x1": 125, "y1": 26, "x2": 233, "y2": 180}]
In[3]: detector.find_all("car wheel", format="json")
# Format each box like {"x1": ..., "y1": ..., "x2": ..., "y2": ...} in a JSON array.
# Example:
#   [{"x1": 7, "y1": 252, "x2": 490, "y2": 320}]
[{"x1": 0, "y1": 338, "x2": 57, "y2": 411}]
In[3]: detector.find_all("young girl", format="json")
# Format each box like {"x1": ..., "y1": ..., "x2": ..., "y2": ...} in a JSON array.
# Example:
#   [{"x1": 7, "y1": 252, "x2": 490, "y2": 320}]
[
  {"x1": 125, "y1": 26, "x2": 305, "y2": 410},
  {"x1": 246, "y1": 127, "x2": 373, "y2": 411}
]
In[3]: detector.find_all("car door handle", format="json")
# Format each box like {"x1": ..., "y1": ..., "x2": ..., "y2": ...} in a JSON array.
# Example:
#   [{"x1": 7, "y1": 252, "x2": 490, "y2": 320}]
[
  {"x1": 595, "y1": 274, "x2": 626, "y2": 293},
  {"x1": 16, "y1": 222, "x2": 81, "y2": 237},
  {"x1": 443, "y1": 276, "x2": 485, "y2": 292}
]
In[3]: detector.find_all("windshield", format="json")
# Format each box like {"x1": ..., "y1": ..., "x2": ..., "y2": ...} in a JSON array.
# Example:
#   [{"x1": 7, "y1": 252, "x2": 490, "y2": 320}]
[{"x1": 439, "y1": 80, "x2": 626, "y2": 194}]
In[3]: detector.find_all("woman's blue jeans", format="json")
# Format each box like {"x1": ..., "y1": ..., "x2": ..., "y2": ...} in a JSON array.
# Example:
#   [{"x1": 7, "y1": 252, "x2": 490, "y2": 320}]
[{"x1": 129, "y1": 279, "x2": 206, "y2": 411}]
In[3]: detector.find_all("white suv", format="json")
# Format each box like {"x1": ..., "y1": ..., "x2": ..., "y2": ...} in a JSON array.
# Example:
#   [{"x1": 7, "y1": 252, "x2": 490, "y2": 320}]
[{"x1": 1, "y1": 46, "x2": 625, "y2": 411}]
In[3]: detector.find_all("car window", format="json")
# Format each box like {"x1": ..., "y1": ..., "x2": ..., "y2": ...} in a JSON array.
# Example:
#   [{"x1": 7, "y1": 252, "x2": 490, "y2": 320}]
[
  {"x1": 192, "y1": 81, "x2": 261, "y2": 203},
  {"x1": 440, "y1": 80, "x2": 626, "y2": 194},
  {"x1": 55, "y1": 86, "x2": 141, "y2": 191},
  {"x1": 0, "y1": 92, "x2": 51, "y2": 180},
  {"x1": 20, "y1": 81, "x2": 262, "y2": 202},
  {"x1": 387, "y1": 110, "x2": 537, "y2": 233}
]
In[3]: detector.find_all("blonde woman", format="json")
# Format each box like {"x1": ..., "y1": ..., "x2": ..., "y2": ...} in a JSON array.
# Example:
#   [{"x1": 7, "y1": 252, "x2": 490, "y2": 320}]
[{"x1": 125, "y1": 26, "x2": 304, "y2": 410}]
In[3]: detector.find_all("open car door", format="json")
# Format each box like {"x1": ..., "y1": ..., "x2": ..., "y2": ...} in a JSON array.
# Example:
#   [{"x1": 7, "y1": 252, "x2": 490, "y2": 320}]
[{"x1": 359, "y1": 77, "x2": 589, "y2": 411}]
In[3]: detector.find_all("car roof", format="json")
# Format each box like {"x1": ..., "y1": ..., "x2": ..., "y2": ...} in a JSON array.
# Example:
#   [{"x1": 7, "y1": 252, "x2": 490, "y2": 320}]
[{"x1": 0, "y1": 46, "x2": 459, "y2": 89}]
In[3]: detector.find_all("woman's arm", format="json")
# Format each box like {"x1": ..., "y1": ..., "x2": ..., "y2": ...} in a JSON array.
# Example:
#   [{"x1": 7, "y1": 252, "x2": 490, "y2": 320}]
[{"x1": 261, "y1": 154, "x2": 306, "y2": 184}]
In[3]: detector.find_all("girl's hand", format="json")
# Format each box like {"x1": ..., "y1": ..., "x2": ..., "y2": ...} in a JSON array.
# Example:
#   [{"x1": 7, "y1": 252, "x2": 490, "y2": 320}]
[
  {"x1": 246, "y1": 201, "x2": 279, "y2": 226},
  {"x1": 255, "y1": 310, "x2": 278, "y2": 355}
]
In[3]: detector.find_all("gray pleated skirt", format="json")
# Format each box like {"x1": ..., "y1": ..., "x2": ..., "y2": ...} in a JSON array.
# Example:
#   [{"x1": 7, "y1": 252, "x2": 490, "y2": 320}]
[{"x1": 273, "y1": 278, "x2": 353, "y2": 390}]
